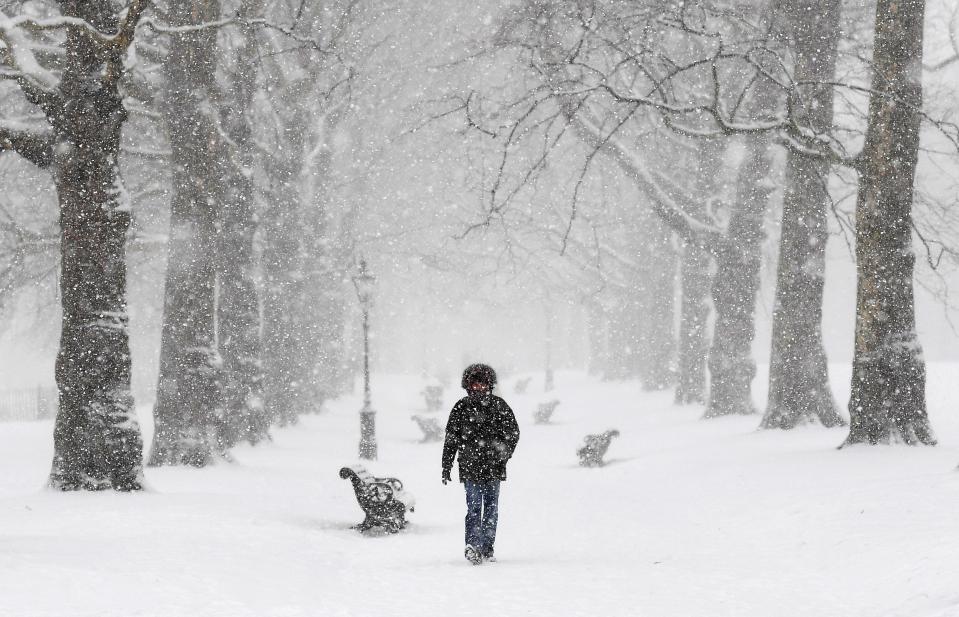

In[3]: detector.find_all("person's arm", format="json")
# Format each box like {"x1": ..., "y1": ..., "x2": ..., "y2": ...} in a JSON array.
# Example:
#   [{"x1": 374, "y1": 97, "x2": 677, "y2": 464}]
[
  {"x1": 500, "y1": 399, "x2": 520, "y2": 459},
  {"x1": 441, "y1": 403, "x2": 462, "y2": 481}
]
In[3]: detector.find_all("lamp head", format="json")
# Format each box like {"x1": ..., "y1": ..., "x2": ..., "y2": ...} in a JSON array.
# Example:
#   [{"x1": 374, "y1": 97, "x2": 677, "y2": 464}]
[{"x1": 352, "y1": 259, "x2": 375, "y2": 305}]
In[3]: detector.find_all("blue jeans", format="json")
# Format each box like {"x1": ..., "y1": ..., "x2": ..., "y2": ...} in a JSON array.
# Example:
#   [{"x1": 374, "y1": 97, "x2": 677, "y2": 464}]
[{"x1": 464, "y1": 481, "x2": 501, "y2": 555}]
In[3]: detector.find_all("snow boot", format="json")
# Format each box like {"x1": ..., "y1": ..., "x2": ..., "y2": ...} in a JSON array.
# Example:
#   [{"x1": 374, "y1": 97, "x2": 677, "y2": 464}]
[{"x1": 464, "y1": 544, "x2": 482, "y2": 565}]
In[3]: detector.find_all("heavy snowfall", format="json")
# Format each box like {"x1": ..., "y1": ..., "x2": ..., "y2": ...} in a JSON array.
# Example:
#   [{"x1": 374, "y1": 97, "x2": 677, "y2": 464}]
[{"x1": 2, "y1": 0, "x2": 959, "y2": 615}]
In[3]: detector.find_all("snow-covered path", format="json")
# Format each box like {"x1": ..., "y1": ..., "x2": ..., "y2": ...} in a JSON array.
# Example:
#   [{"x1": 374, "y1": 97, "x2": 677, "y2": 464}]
[{"x1": 2, "y1": 368, "x2": 958, "y2": 617}]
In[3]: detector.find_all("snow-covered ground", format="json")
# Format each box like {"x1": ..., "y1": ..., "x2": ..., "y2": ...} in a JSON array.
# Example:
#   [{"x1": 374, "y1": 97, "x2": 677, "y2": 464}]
[{"x1": 2, "y1": 366, "x2": 959, "y2": 617}]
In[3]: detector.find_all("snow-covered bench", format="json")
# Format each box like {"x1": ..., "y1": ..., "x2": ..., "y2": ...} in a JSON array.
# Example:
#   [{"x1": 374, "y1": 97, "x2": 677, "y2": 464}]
[
  {"x1": 513, "y1": 377, "x2": 532, "y2": 394},
  {"x1": 339, "y1": 465, "x2": 415, "y2": 533},
  {"x1": 534, "y1": 399, "x2": 561, "y2": 424},
  {"x1": 411, "y1": 415, "x2": 444, "y2": 442},
  {"x1": 577, "y1": 430, "x2": 620, "y2": 467},
  {"x1": 421, "y1": 385, "x2": 444, "y2": 411}
]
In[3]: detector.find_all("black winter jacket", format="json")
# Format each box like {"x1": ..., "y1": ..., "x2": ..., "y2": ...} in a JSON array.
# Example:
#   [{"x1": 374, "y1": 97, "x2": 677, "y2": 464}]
[{"x1": 442, "y1": 393, "x2": 520, "y2": 482}]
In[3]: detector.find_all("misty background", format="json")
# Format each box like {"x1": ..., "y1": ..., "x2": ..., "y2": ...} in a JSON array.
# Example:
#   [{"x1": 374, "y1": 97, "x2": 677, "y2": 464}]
[{"x1": 3, "y1": 0, "x2": 959, "y2": 403}]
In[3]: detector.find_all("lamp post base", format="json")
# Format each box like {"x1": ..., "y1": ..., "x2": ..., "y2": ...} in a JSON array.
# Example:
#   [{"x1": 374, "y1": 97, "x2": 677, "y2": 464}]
[{"x1": 359, "y1": 409, "x2": 377, "y2": 460}]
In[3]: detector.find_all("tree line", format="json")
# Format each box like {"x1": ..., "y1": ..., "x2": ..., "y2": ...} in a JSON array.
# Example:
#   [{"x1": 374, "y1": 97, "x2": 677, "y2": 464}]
[
  {"x1": 438, "y1": 0, "x2": 953, "y2": 446},
  {"x1": 0, "y1": 0, "x2": 376, "y2": 490},
  {"x1": 2, "y1": 0, "x2": 958, "y2": 492}
]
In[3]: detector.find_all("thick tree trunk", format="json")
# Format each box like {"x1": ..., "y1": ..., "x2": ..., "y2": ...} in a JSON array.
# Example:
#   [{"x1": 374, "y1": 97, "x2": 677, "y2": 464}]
[
  {"x1": 704, "y1": 132, "x2": 770, "y2": 418},
  {"x1": 217, "y1": 2, "x2": 268, "y2": 446},
  {"x1": 149, "y1": 0, "x2": 224, "y2": 466},
  {"x1": 761, "y1": 0, "x2": 844, "y2": 429},
  {"x1": 49, "y1": 1, "x2": 144, "y2": 491},
  {"x1": 842, "y1": 0, "x2": 934, "y2": 446},
  {"x1": 674, "y1": 140, "x2": 720, "y2": 405}
]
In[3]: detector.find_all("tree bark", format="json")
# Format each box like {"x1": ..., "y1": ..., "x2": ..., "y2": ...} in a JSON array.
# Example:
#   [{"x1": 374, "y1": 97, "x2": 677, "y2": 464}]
[
  {"x1": 216, "y1": 0, "x2": 268, "y2": 446},
  {"x1": 149, "y1": 0, "x2": 224, "y2": 466},
  {"x1": 49, "y1": 1, "x2": 144, "y2": 490},
  {"x1": 761, "y1": 0, "x2": 844, "y2": 429},
  {"x1": 703, "y1": 139, "x2": 768, "y2": 418},
  {"x1": 842, "y1": 0, "x2": 935, "y2": 446}
]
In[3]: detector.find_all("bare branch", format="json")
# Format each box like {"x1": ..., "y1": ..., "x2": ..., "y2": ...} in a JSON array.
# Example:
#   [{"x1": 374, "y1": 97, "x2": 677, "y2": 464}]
[
  {"x1": 0, "y1": 121, "x2": 54, "y2": 167},
  {"x1": 567, "y1": 106, "x2": 725, "y2": 249},
  {"x1": 0, "y1": 16, "x2": 62, "y2": 111}
]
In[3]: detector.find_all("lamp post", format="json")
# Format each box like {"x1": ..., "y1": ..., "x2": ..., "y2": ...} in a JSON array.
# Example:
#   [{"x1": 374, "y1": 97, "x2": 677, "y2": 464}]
[{"x1": 352, "y1": 259, "x2": 377, "y2": 460}]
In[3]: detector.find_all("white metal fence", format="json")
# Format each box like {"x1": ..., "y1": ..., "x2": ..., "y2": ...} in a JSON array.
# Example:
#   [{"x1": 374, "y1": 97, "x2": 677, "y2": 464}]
[{"x1": 0, "y1": 387, "x2": 58, "y2": 422}]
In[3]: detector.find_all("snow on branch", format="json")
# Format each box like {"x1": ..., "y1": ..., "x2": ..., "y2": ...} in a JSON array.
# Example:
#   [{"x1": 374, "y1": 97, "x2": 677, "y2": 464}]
[
  {"x1": 1, "y1": 1, "x2": 151, "y2": 56},
  {"x1": 0, "y1": 121, "x2": 54, "y2": 167},
  {"x1": 568, "y1": 108, "x2": 725, "y2": 250},
  {"x1": 141, "y1": 16, "x2": 338, "y2": 57},
  {"x1": 1, "y1": 1, "x2": 152, "y2": 107},
  {"x1": 113, "y1": 0, "x2": 152, "y2": 52},
  {"x1": 0, "y1": 17, "x2": 60, "y2": 96}
]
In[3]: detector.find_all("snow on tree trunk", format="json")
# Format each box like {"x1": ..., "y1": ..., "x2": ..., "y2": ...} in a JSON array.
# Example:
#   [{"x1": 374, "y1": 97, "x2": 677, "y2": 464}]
[
  {"x1": 49, "y1": 1, "x2": 144, "y2": 491},
  {"x1": 761, "y1": 0, "x2": 844, "y2": 429},
  {"x1": 704, "y1": 135, "x2": 773, "y2": 418},
  {"x1": 842, "y1": 0, "x2": 935, "y2": 446},
  {"x1": 217, "y1": 2, "x2": 268, "y2": 446},
  {"x1": 149, "y1": 0, "x2": 224, "y2": 466},
  {"x1": 675, "y1": 139, "x2": 720, "y2": 405}
]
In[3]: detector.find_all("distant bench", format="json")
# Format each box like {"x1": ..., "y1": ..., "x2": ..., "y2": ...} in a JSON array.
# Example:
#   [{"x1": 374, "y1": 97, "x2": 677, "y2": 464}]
[
  {"x1": 421, "y1": 385, "x2": 444, "y2": 411},
  {"x1": 534, "y1": 399, "x2": 561, "y2": 424},
  {"x1": 339, "y1": 465, "x2": 415, "y2": 533},
  {"x1": 577, "y1": 430, "x2": 620, "y2": 467},
  {"x1": 513, "y1": 377, "x2": 532, "y2": 394},
  {"x1": 411, "y1": 415, "x2": 444, "y2": 442}
]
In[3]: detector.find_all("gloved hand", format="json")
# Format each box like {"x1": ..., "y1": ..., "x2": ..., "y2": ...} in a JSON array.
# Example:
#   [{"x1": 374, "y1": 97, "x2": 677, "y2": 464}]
[{"x1": 442, "y1": 469, "x2": 451, "y2": 485}]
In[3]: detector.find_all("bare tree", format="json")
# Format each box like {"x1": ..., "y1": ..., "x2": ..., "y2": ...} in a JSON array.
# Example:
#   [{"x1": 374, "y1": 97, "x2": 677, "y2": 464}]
[
  {"x1": 1, "y1": 0, "x2": 151, "y2": 490},
  {"x1": 216, "y1": 0, "x2": 269, "y2": 446},
  {"x1": 458, "y1": 0, "x2": 798, "y2": 416},
  {"x1": 842, "y1": 0, "x2": 935, "y2": 445},
  {"x1": 257, "y1": 0, "x2": 363, "y2": 424},
  {"x1": 149, "y1": 0, "x2": 225, "y2": 466},
  {"x1": 760, "y1": 0, "x2": 844, "y2": 429}
]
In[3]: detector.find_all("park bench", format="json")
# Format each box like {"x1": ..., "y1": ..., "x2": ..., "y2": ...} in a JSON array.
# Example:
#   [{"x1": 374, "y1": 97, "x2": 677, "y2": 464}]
[
  {"x1": 411, "y1": 414, "x2": 444, "y2": 442},
  {"x1": 577, "y1": 430, "x2": 620, "y2": 467},
  {"x1": 421, "y1": 385, "x2": 444, "y2": 411},
  {"x1": 513, "y1": 377, "x2": 532, "y2": 394},
  {"x1": 339, "y1": 465, "x2": 415, "y2": 533},
  {"x1": 533, "y1": 399, "x2": 561, "y2": 424}
]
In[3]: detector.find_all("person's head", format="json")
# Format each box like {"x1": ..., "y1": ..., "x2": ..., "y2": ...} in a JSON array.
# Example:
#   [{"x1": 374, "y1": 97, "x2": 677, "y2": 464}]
[{"x1": 461, "y1": 363, "x2": 497, "y2": 395}]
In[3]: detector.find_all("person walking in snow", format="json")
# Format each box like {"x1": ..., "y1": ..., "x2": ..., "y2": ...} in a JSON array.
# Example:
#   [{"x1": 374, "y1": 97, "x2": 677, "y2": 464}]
[{"x1": 442, "y1": 363, "x2": 520, "y2": 565}]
